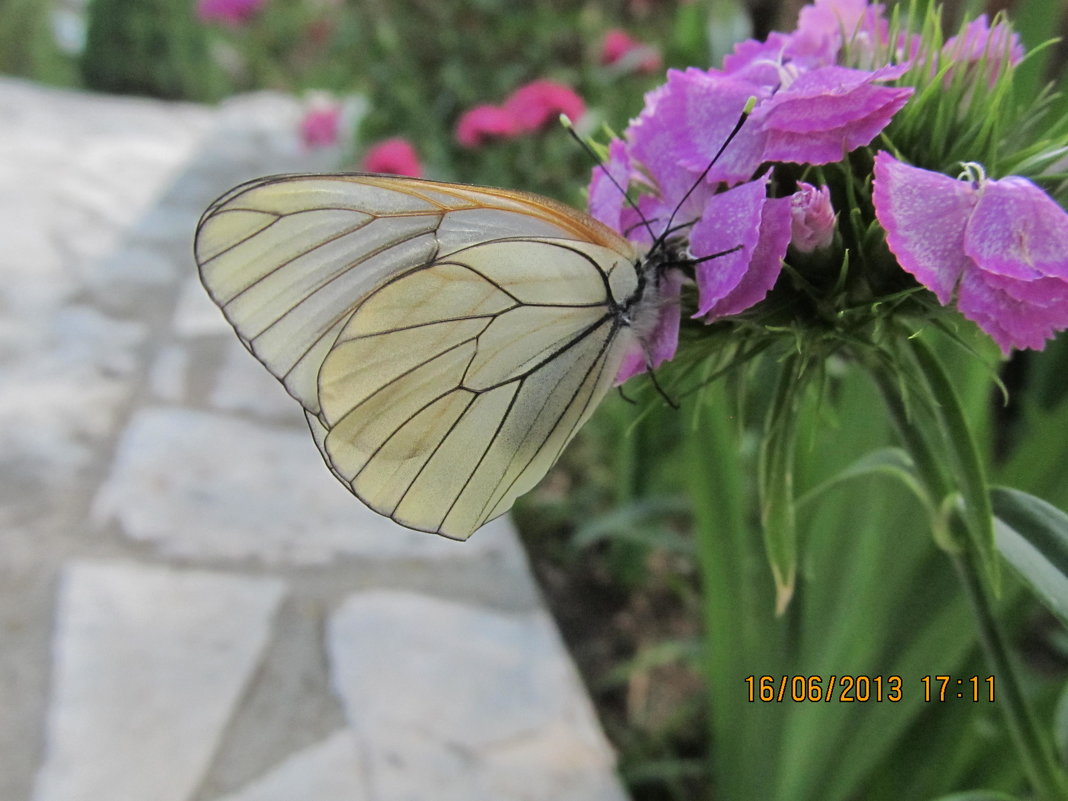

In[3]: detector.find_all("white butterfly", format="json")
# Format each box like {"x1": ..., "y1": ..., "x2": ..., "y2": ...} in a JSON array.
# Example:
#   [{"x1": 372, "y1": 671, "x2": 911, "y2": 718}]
[{"x1": 195, "y1": 174, "x2": 670, "y2": 539}]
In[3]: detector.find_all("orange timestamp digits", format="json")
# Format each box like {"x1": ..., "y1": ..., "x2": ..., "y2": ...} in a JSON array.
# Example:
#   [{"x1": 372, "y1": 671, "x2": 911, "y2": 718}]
[{"x1": 744, "y1": 674, "x2": 904, "y2": 703}]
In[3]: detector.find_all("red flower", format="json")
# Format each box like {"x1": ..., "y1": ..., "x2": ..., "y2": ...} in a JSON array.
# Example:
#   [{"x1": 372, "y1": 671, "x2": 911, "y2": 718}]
[
  {"x1": 455, "y1": 105, "x2": 520, "y2": 148},
  {"x1": 502, "y1": 79, "x2": 586, "y2": 132},
  {"x1": 599, "y1": 29, "x2": 662, "y2": 73},
  {"x1": 196, "y1": 0, "x2": 263, "y2": 26},
  {"x1": 361, "y1": 138, "x2": 422, "y2": 177},
  {"x1": 299, "y1": 102, "x2": 342, "y2": 149}
]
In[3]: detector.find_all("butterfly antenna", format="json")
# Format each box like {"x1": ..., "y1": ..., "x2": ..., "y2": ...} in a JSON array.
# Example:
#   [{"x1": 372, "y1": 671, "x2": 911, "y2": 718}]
[
  {"x1": 561, "y1": 115, "x2": 660, "y2": 244},
  {"x1": 647, "y1": 364, "x2": 679, "y2": 410},
  {"x1": 654, "y1": 97, "x2": 757, "y2": 253}
]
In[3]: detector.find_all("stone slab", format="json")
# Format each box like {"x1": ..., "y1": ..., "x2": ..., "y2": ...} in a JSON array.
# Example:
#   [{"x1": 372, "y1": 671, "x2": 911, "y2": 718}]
[
  {"x1": 328, "y1": 591, "x2": 628, "y2": 801},
  {"x1": 211, "y1": 729, "x2": 368, "y2": 801},
  {"x1": 32, "y1": 560, "x2": 286, "y2": 801}
]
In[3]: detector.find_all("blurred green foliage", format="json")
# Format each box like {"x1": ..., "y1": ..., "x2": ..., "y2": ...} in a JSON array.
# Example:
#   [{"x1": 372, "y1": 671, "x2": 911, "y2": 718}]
[
  {"x1": 81, "y1": 0, "x2": 223, "y2": 99},
  {"x1": 0, "y1": 0, "x2": 77, "y2": 84}
]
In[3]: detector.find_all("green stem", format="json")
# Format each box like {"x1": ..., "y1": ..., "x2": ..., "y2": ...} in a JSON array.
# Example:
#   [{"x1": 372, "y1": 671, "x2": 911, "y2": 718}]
[
  {"x1": 868, "y1": 345, "x2": 1068, "y2": 799},
  {"x1": 758, "y1": 353, "x2": 803, "y2": 613},
  {"x1": 951, "y1": 546, "x2": 1068, "y2": 801}
]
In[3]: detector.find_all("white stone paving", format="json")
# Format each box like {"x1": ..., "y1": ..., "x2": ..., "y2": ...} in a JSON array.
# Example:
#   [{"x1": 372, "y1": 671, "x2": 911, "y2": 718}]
[
  {"x1": 1, "y1": 76, "x2": 630, "y2": 801},
  {"x1": 212, "y1": 730, "x2": 370, "y2": 801},
  {"x1": 32, "y1": 561, "x2": 287, "y2": 801},
  {"x1": 329, "y1": 591, "x2": 628, "y2": 801}
]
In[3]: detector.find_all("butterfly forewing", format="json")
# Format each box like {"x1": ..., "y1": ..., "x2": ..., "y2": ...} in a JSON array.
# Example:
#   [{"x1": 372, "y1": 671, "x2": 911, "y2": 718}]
[{"x1": 194, "y1": 173, "x2": 643, "y2": 539}]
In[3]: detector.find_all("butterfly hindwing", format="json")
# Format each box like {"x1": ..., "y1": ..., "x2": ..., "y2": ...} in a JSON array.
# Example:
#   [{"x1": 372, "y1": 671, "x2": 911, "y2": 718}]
[{"x1": 195, "y1": 174, "x2": 643, "y2": 538}]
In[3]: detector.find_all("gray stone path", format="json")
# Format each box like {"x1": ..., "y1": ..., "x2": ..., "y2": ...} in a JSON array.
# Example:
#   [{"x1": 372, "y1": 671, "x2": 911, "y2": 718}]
[{"x1": 0, "y1": 77, "x2": 628, "y2": 801}]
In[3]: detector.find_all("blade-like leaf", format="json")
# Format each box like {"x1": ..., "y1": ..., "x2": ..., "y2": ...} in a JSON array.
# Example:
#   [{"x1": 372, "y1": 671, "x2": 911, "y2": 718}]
[
  {"x1": 991, "y1": 487, "x2": 1068, "y2": 628},
  {"x1": 795, "y1": 446, "x2": 928, "y2": 512}
]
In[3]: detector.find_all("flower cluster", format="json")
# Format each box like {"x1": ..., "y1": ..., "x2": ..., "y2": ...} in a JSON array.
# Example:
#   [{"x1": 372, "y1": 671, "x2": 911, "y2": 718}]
[
  {"x1": 361, "y1": 137, "x2": 423, "y2": 177},
  {"x1": 299, "y1": 96, "x2": 342, "y2": 149},
  {"x1": 455, "y1": 79, "x2": 586, "y2": 148},
  {"x1": 599, "y1": 29, "x2": 661, "y2": 74},
  {"x1": 590, "y1": 0, "x2": 1068, "y2": 374}
]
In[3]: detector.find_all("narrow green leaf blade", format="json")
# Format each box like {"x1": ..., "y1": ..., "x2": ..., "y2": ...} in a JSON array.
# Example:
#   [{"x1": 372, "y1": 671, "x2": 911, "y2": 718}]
[{"x1": 991, "y1": 487, "x2": 1068, "y2": 627}]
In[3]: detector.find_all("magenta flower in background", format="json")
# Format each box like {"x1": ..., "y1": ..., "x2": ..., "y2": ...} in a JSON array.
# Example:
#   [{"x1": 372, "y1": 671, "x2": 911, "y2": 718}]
[
  {"x1": 790, "y1": 0, "x2": 889, "y2": 65},
  {"x1": 873, "y1": 151, "x2": 1068, "y2": 352},
  {"x1": 196, "y1": 0, "x2": 263, "y2": 26},
  {"x1": 942, "y1": 14, "x2": 1024, "y2": 72},
  {"x1": 299, "y1": 102, "x2": 342, "y2": 149},
  {"x1": 790, "y1": 182, "x2": 836, "y2": 252},
  {"x1": 503, "y1": 80, "x2": 586, "y2": 132},
  {"x1": 600, "y1": 29, "x2": 662, "y2": 73},
  {"x1": 362, "y1": 138, "x2": 422, "y2": 178},
  {"x1": 455, "y1": 105, "x2": 520, "y2": 148}
]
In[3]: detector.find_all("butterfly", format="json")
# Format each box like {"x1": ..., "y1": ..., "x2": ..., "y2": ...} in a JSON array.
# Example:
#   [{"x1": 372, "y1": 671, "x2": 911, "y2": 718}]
[{"x1": 195, "y1": 173, "x2": 681, "y2": 540}]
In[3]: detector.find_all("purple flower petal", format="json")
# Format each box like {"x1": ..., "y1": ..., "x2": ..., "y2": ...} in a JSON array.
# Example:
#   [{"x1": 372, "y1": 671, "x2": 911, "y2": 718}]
[
  {"x1": 702, "y1": 196, "x2": 793, "y2": 319},
  {"x1": 872, "y1": 151, "x2": 976, "y2": 303},
  {"x1": 588, "y1": 139, "x2": 631, "y2": 232},
  {"x1": 690, "y1": 174, "x2": 792, "y2": 318},
  {"x1": 757, "y1": 66, "x2": 913, "y2": 164},
  {"x1": 793, "y1": 0, "x2": 889, "y2": 64},
  {"x1": 615, "y1": 269, "x2": 684, "y2": 383},
  {"x1": 957, "y1": 269, "x2": 1068, "y2": 352},
  {"x1": 874, "y1": 152, "x2": 1068, "y2": 352},
  {"x1": 690, "y1": 178, "x2": 767, "y2": 312},
  {"x1": 628, "y1": 69, "x2": 769, "y2": 194},
  {"x1": 722, "y1": 32, "x2": 793, "y2": 86},
  {"x1": 964, "y1": 177, "x2": 1068, "y2": 281},
  {"x1": 943, "y1": 14, "x2": 1024, "y2": 71}
]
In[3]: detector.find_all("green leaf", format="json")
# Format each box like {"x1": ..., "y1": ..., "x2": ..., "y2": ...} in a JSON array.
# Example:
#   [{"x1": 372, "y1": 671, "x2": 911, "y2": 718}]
[
  {"x1": 759, "y1": 354, "x2": 803, "y2": 613},
  {"x1": 1054, "y1": 680, "x2": 1068, "y2": 768},
  {"x1": 926, "y1": 792, "x2": 1026, "y2": 801},
  {"x1": 795, "y1": 446, "x2": 929, "y2": 513},
  {"x1": 991, "y1": 487, "x2": 1068, "y2": 628},
  {"x1": 571, "y1": 497, "x2": 693, "y2": 554},
  {"x1": 910, "y1": 337, "x2": 999, "y2": 587}
]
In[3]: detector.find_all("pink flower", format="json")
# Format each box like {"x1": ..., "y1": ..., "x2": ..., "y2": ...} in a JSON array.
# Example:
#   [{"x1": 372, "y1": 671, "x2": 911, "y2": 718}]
[
  {"x1": 299, "y1": 102, "x2": 342, "y2": 149},
  {"x1": 455, "y1": 105, "x2": 520, "y2": 148},
  {"x1": 502, "y1": 79, "x2": 586, "y2": 132},
  {"x1": 689, "y1": 173, "x2": 794, "y2": 319},
  {"x1": 753, "y1": 63, "x2": 913, "y2": 165},
  {"x1": 873, "y1": 151, "x2": 1068, "y2": 352},
  {"x1": 361, "y1": 138, "x2": 422, "y2": 177},
  {"x1": 196, "y1": 0, "x2": 263, "y2": 26},
  {"x1": 790, "y1": 182, "x2": 836, "y2": 251},
  {"x1": 942, "y1": 15, "x2": 1024, "y2": 71},
  {"x1": 600, "y1": 29, "x2": 662, "y2": 73}
]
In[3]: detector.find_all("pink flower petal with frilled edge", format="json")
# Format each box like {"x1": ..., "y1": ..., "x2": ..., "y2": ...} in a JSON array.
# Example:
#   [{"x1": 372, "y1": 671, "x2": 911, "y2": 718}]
[
  {"x1": 690, "y1": 177, "x2": 768, "y2": 314},
  {"x1": 872, "y1": 151, "x2": 977, "y2": 303},
  {"x1": 689, "y1": 174, "x2": 792, "y2": 319},
  {"x1": 615, "y1": 269, "x2": 684, "y2": 384},
  {"x1": 628, "y1": 69, "x2": 769, "y2": 194},
  {"x1": 956, "y1": 269, "x2": 1068, "y2": 352},
  {"x1": 758, "y1": 66, "x2": 912, "y2": 164},
  {"x1": 964, "y1": 177, "x2": 1068, "y2": 281},
  {"x1": 702, "y1": 196, "x2": 792, "y2": 319}
]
